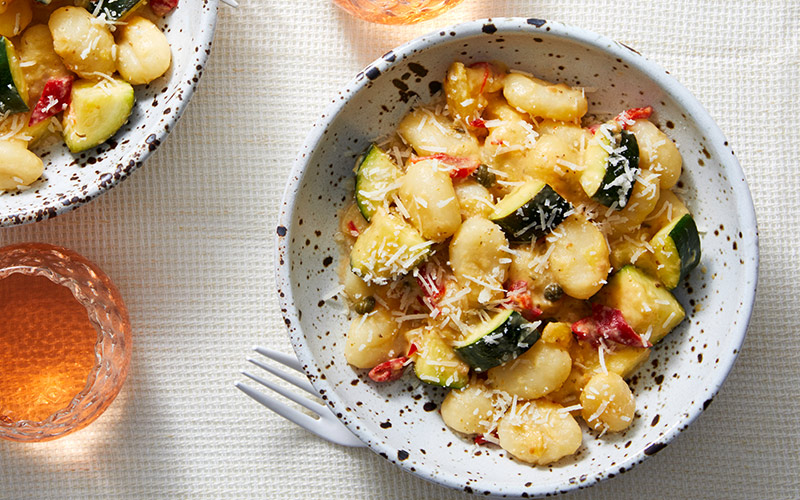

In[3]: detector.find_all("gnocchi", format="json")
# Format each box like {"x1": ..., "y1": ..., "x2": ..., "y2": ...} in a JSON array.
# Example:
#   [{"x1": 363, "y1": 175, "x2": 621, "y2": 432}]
[
  {"x1": 440, "y1": 381, "x2": 496, "y2": 434},
  {"x1": 0, "y1": 0, "x2": 176, "y2": 191},
  {"x1": 0, "y1": 139, "x2": 43, "y2": 190},
  {"x1": 497, "y1": 399, "x2": 582, "y2": 465},
  {"x1": 344, "y1": 307, "x2": 405, "y2": 369},
  {"x1": 580, "y1": 372, "x2": 636, "y2": 432},
  {"x1": 337, "y1": 60, "x2": 700, "y2": 466},
  {"x1": 49, "y1": 7, "x2": 116, "y2": 79},
  {"x1": 398, "y1": 158, "x2": 461, "y2": 241},
  {"x1": 115, "y1": 16, "x2": 171, "y2": 85}
]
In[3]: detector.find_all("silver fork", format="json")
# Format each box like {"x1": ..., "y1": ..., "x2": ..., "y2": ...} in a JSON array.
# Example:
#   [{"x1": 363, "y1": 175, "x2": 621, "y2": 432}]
[{"x1": 236, "y1": 346, "x2": 365, "y2": 447}]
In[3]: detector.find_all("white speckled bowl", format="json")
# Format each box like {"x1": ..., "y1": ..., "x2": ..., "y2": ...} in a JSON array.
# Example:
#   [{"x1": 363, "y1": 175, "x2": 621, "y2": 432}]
[
  {"x1": 277, "y1": 18, "x2": 758, "y2": 498},
  {"x1": 0, "y1": 0, "x2": 219, "y2": 226}
]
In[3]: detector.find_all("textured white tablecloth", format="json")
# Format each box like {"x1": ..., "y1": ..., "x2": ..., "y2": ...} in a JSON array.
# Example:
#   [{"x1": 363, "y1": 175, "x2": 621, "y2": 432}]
[{"x1": 1, "y1": 1, "x2": 798, "y2": 498}]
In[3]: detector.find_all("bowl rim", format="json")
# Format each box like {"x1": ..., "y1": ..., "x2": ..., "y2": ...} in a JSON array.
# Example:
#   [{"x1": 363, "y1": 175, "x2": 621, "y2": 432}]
[
  {"x1": 276, "y1": 17, "x2": 759, "y2": 497},
  {"x1": 0, "y1": 0, "x2": 220, "y2": 227}
]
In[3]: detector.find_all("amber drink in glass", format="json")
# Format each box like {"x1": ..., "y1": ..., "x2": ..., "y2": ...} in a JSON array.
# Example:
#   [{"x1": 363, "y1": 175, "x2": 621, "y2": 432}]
[
  {"x1": 0, "y1": 243, "x2": 132, "y2": 442},
  {"x1": 333, "y1": 0, "x2": 464, "y2": 24}
]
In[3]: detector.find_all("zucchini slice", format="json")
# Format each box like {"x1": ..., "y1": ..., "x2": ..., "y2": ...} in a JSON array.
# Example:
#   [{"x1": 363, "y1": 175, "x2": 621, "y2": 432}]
[
  {"x1": 349, "y1": 209, "x2": 431, "y2": 284},
  {"x1": 355, "y1": 144, "x2": 402, "y2": 221},
  {"x1": 63, "y1": 78, "x2": 135, "y2": 153},
  {"x1": 88, "y1": 0, "x2": 146, "y2": 20},
  {"x1": 581, "y1": 123, "x2": 640, "y2": 208},
  {"x1": 454, "y1": 310, "x2": 542, "y2": 372},
  {"x1": 489, "y1": 180, "x2": 572, "y2": 242},
  {"x1": 0, "y1": 37, "x2": 29, "y2": 114},
  {"x1": 648, "y1": 213, "x2": 701, "y2": 289},
  {"x1": 593, "y1": 265, "x2": 684, "y2": 345},
  {"x1": 413, "y1": 330, "x2": 469, "y2": 389}
]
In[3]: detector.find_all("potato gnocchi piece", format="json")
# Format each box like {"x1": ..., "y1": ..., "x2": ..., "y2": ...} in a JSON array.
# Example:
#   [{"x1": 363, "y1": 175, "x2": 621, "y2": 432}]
[
  {"x1": 482, "y1": 94, "x2": 529, "y2": 123},
  {"x1": 580, "y1": 372, "x2": 635, "y2": 432},
  {"x1": 49, "y1": 6, "x2": 116, "y2": 79},
  {"x1": 344, "y1": 307, "x2": 406, "y2": 369},
  {"x1": 540, "y1": 322, "x2": 574, "y2": 350},
  {"x1": 503, "y1": 73, "x2": 588, "y2": 122},
  {"x1": 453, "y1": 179, "x2": 494, "y2": 220},
  {"x1": 497, "y1": 399, "x2": 582, "y2": 465},
  {"x1": 397, "y1": 108, "x2": 480, "y2": 160},
  {"x1": 547, "y1": 215, "x2": 610, "y2": 300},
  {"x1": 0, "y1": 140, "x2": 43, "y2": 190},
  {"x1": 642, "y1": 188, "x2": 689, "y2": 236},
  {"x1": 18, "y1": 24, "x2": 71, "y2": 101},
  {"x1": 440, "y1": 380, "x2": 497, "y2": 434},
  {"x1": 115, "y1": 16, "x2": 171, "y2": 85},
  {"x1": 398, "y1": 158, "x2": 461, "y2": 241},
  {"x1": 506, "y1": 245, "x2": 591, "y2": 322},
  {"x1": 449, "y1": 217, "x2": 509, "y2": 306},
  {"x1": 536, "y1": 119, "x2": 591, "y2": 150},
  {"x1": 629, "y1": 119, "x2": 682, "y2": 189},
  {"x1": 569, "y1": 337, "x2": 651, "y2": 380},
  {"x1": 487, "y1": 340, "x2": 571, "y2": 399},
  {"x1": 522, "y1": 134, "x2": 580, "y2": 195},
  {"x1": 339, "y1": 263, "x2": 374, "y2": 303},
  {"x1": 444, "y1": 61, "x2": 504, "y2": 125}
]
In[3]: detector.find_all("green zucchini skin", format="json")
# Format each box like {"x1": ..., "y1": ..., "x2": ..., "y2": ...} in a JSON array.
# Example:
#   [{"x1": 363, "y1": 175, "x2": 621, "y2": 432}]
[
  {"x1": 490, "y1": 182, "x2": 572, "y2": 242},
  {"x1": 582, "y1": 126, "x2": 640, "y2": 208},
  {"x1": 650, "y1": 213, "x2": 701, "y2": 289},
  {"x1": 594, "y1": 129, "x2": 640, "y2": 207},
  {"x1": 89, "y1": 0, "x2": 145, "y2": 20},
  {"x1": 454, "y1": 310, "x2": 542, "y2": 372},
  {"x1": 354, "y1": 144, "x2": 402, "y2": 222},
  {"x1": 668, "y1": 213, "x2": 701, "y2": 282},
  {"x1": 0, "y1": 37, "x2": 29, "y2": 114}
]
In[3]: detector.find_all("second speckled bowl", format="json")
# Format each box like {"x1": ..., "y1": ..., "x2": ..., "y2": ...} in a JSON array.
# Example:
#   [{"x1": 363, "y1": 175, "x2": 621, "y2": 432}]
[
  {"x1": 276, "y1": 18, "x2": 758, "y2": 497},
  {"x1": 0, "y1": 0, "x2": 219, "y2": 226}
]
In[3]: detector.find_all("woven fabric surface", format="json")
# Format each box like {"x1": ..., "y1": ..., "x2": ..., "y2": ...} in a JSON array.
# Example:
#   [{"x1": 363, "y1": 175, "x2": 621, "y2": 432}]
[{"x1": 1, "y1": 0, "x2": 798, "y2": 498}]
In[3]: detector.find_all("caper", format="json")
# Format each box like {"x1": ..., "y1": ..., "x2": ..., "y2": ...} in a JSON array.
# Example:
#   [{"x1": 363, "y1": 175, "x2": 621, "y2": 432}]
[
  {"x1": 473, "y1": 164, "x2": 496, "y2": 188},
  {"x1": 544, "y1": 283, "x2": 564, "y2": 302},
  {"x1": 353, "y1": 295, "x2": 376, "y2": 314}
]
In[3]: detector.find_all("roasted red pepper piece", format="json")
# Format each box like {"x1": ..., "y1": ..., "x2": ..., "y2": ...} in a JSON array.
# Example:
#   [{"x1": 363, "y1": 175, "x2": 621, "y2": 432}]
[
  {"x1": 410, "y1": 153, "x2": 480, "y2": 179},
  {"x1": 571, "y1": 303, "x2": 652, "y2": 348},
  {"x1": 474, "y1": 430, "x2": 499, "y2": 445},
  {"x1": 406, "y1": 343, "x2": 419, "y2": 357},
  {"x1": 346, "y1": 220, "x2": 360, "y2": 237},
  {"x1": 614, "y1": 106, "x2": 653, "y2": 128},
  {"x1": 505, "y1": 280, "x2": 543, "y2": 322},
  {"x1": 150, "y1": 0, "x2": 178, "y2": 16},
  {"x1": 368, "y1": 357, "x2": 408, "y2": 382},
  {"x1": 28, "y1": 76, "x2": 73, "y2": 127},
  {"x1": 469, "y1": 118, "x2": 486, "y2": 128}
]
